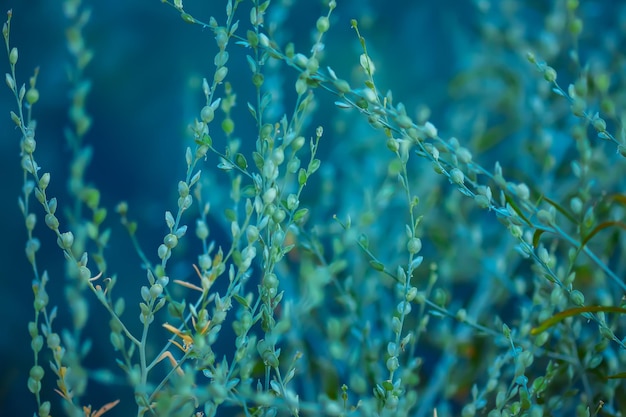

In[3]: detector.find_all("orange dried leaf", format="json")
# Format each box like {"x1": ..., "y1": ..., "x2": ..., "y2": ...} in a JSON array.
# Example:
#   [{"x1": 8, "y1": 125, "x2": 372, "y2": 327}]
[
  {"x1": 174, "y1": 279, "x2": 203, "y2": 292},
  {"x1": 157, "y1": 351, "x2": 185, "y2": 376},
  {"x1": 91, "y1": 399, "x2": 120, "y2": 417}
]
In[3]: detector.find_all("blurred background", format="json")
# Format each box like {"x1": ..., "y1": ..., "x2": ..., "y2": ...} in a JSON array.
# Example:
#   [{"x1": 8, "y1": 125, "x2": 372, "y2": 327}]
[
  {"x1": 3, "y1": 0, "x2": 624, "y2": 415},
  {"x1": 0, "y1": 1, "x2": 475, "y2": 413}
]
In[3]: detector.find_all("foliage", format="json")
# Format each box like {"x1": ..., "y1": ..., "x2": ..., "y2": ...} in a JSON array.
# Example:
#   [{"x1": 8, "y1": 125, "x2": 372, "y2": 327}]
[{"x1": 4, "y1": 0, "x2": 626, "y2": 416}]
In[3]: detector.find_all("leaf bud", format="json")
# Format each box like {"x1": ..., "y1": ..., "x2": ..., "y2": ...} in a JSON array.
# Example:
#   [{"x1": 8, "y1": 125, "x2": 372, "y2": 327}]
[
  {"x1": 9, "y1": 47, "x2": 18, "y2": 65},
  {"x1": 5, "y1": 72, "x2": 15, "y2": 90},
  {"x1": 246, "y1": 225, "x2": 259, "y2": 243},
  {"x1": 291, "y1": 136, "x2": 305, "y2": 151},
  {"x1": 455, "y1": 147, "x2": 472, "y2": 164},
  {"x1": 592, "y1": 115, "x2": 607, "y2": 133},
  {"x1": 196, "y1": 219, "x2": 209, "y2": 240},
  {"x1": 47, "y1": 333, "x2": 60, "y2": 349},
  {"x1": 543, "y1": 66, "x2": 557, "y2": 83},
  {"x1": 23, "y1": 135, "x2": 36, "y2": 154},
  {"x1": 200, "y1": 105, "x2": 214, "y2": 123},
  {"x1": 157, "y1": 244, "x2": 170, "y2": 260},
  {"x1": 39, "y1": 172, "x2": 50, "y2": 190},
  {"x1": 407, "y1": 237, "x2": 422, "y2": 254},
  {"x1": 386, "y1": 138, "x2": 400, "y2": 153},
  {"x1": 537, "y1": 208, "x2": 554, "y2": 225},
  {"x1": 45, "y1": 213, "x2": 59, "y2": 230},
  {"x1": 25, "y1": 213, "x2": 36, "y2": 231},
  {"x1": 150, "y1": 283, "x2": 163, "y2": 299},
  {"x1": 570, "y1": 289, "x2": 585, "y2": 306},
  {"x1": 386, "y1": 356, "x2": 399, "y2": 372},
  {"x1": 178, "y1": 180, "x2": 189, "y2": 198},
  {"x1": 263, "y1": 187, "x2": 277, "y2": 204},
  {"x1": 214, "y1": 66, "x2": 228, "y2": 84},
  {"x1": 316, "y1": 16, "x2": 330, "y2": 33},
  {"x1": 57, "y1": 231, "x2": 74, "y2": 250},
  {"x1": 29, "y1": 365, "x2": 44, "y2": 381},
  {"x1": 449, "y1": 168, "x2": 464, "y2": 185},
  {"x1": 26, "y1": 87, "x2": 39, "y2": 104},
  {"x1": 163, "y1": 233, "x2": 178, "y2": 249},
  {"x1": 48, "y1": 197, "x2": 57, "y2": 214}
]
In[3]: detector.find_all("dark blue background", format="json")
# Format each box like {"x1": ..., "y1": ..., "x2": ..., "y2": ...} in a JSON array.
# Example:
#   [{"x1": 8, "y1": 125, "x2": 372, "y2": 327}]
[{"x1": 3, "y1": 0, "x2": 623, "y2": 416}]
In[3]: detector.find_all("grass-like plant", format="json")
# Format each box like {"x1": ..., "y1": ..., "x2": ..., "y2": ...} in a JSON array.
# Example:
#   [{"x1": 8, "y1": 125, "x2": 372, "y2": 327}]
[{"x1": 4, "y1": 0, "x2": 626, "y2": 416}]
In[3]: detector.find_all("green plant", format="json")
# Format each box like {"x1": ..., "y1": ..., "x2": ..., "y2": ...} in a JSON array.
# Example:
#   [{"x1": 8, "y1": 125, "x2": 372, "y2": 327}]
[{"x1": 4, "y1": 0, "x2": 626, "y2": 416}]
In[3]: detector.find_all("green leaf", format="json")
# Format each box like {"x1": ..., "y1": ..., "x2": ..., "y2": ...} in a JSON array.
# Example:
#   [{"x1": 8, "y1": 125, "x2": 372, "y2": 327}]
[
  {"x1": 233, "y1": 294, "x2": 250, "y2": 309},
  {"x1": 293, "y1": 208, "x2": 308, "y2": 223},
  {"x1": 252, "y1": 152, "x2": 264, "y2": 170},
  {"x1": 180, "y1": 12, "x2": 195, "y2": 24},
  {"x1": 381, "y1": 380, "x2": 393, "y2": 391},
  {"x1": 282, "y1": 244, "x2": 295, "y2": 255},
  {"x1": 93, "y1": 207, "x2": 107, "y2": 225},
  {"x1": 308, "y1": 158, "x2": 321, "y2": 175},
  {"x1": 224, "y1": 208, "x2": 237, "y2": 222},
  {"x1": 358, "y1": 234, "x2": 369, "y2": 249},
  {"x1": 369, "y1": 260, "x2": 385, "y2": 271},
  {"x1": 235, "y1": 153, "x2": 248, "y2": 170},
  {"x1": 196, "y1": 134, "x2": 212, "y2": 147},
  {"x1": 503, "y1": 193, "x2": 531, "y2": 226},
  {"x1": 241, "y1": 184, "x2": 256, "y2": 198},
  {"x1": 532, "y1": 228, "x2": 549, "y2": 248},
  {"x1": 298, "y1": 168, "x2": 307, "y2": 186}
]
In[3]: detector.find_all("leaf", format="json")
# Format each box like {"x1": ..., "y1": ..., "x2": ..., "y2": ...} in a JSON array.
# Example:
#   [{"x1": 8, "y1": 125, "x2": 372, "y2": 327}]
[
  {"x1": 381, "y1": 380, "x2": 393, "y2": 391},
  {"x1": 504, "y1": 193, "x2": 531, "y2": 226},
  {"x1": 308, "y1": 158, "x2": 321, "y2": 174},
  {"x1": 609, "y1": 193, "x2": 626, "y2": 206},
  {"x1": 241, "y1": 184, "x2": 256, "y2": 198},
  {"x1": 180, "y1": 12, "x2": 195, "y2": 24},
  {"x1": 233, "y1": 294, "x2": 250, "y2": 309},
  {"x1": 260, "y1": 92, "x2": 272, "y2": 111},
  {"x1": 542, "y1": 195, "x2": 577, "y2": 224},
  {"x1": 551, "y1": 87, "x2": 566, "y2": 96},
  {"x1": 217, "y1": 161, "x2": 234, "y2": 171},
  {"x1": 91, "y1": 399, "x2": 120, "y2": 417},
  {"x1": 358, "y1": 234, "x2": 369, "y2": 249},
  {"x1": 235, "y1": 153, "x2": 248, "y2": 170},
  {"x1": 298, "y1": 168, "x2": 307, "y2": 186},
  {"x1": 334, "y1": 100, "x2": 351, "y2": 109},
  {"x1": 581, "y1": 221, "x2": 626, "y2": 248},
  {"x1": 247, "y1": 102, "x2": 257, "y2": 120},
  {"x1": 532, "y1": 228, "x2": 549, "y2": 248},
  {"x1": 293, "y1": 208, "x2": 309, "y2": 223},
  {"x1": 530, "y1": 306, "x2": 626, "y2": 335},
  {"x1": 196, "y1": 133, "x2": 212, "y2": 147},
  {"x1": 369, "y1": 260, "x2": 385, "y2": 271},
  {"x1": 246, "y1": 55, "x2": 257, "y2": 73},
  {"x1": 224, "y1": 208, "x2": 237, "y2": 222}
]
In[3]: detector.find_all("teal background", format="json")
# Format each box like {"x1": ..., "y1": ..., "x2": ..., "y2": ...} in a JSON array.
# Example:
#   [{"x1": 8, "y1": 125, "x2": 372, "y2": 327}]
[
  {"x1": 2, "y1": 0, "x2": 625, "y2": 416},
  {"x1": 0, "y1": 0, "x2": 539, "y2": 415}
]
